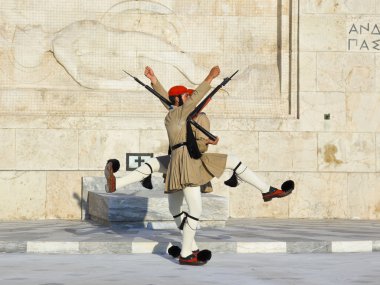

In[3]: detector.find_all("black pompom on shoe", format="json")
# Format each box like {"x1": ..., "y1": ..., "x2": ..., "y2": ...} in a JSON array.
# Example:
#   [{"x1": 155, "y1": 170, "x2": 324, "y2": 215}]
[
  {"x1": 262, "y1": 180, "x2": 295, "y2": 202},
  {"x1": 107, "y1": 159, "x2": 120, "y2": 173},
  {"x1": 281, "y1": 180, "x2": 295, "y2": 193},
  {"x1": 197, "y1": 249, "x2": 212, "y2": 262},
  {"x1": 141, "y1": 174, "x2": 153, "y2": 189},
  {"x1": 168, "y1": 245, "x2": 181, "y2": 258}
]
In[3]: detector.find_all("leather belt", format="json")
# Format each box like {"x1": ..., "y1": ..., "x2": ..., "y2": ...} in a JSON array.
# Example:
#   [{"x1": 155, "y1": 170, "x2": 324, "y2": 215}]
[{"x1": 171, "y1": 142, "x2": 187, "y2": 151}]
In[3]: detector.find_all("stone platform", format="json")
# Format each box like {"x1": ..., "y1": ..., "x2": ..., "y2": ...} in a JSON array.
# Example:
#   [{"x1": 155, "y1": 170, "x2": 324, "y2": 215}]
[{"x1": 83, "y1": 175, "x2": 229, "y2": 229}]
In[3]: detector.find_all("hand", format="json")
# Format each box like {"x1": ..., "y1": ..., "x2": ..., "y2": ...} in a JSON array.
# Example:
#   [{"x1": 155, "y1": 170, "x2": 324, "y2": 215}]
[
  {"x1": 204, "y1": 65, "x2": 220, "y2": 84},
  {"x1": 207, "y1": 136, "x2": 219, "y2": 145},
  {"x1": 209, "y1": 66, "x2": 220, "y2": 79},
  {"x1": 144, "y1": 66, "x2": 157, "y2": 84}
]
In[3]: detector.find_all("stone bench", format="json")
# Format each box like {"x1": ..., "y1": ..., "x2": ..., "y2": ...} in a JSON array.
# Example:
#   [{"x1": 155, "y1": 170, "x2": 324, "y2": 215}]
[{"x1": 82, "y1": 175, "x2": 229, "y2": 229}]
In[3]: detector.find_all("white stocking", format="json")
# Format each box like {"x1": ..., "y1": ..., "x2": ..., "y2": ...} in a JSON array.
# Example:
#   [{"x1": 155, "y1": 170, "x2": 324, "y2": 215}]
[
  {"x1": 225, "y1": 155, "x2": 270, "y2": 193},
  {"x1": 116, "y1": 156, "x2": 169, "y2": 190},
  {"x1": 168, "y1": 190, "x2": 198, "y2": 252},
  {"x1": 181, "y1": 186, "x2": 202, "y2": 257},
  {"x1": 168, "y1": 191, "x2": 184, "y2": 228}
]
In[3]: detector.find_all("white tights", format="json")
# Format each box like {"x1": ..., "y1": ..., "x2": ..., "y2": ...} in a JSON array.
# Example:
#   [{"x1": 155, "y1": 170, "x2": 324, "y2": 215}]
[
  {"x1": 116, "y1": 154, "x2": 270, "y2": 193},
  {"x1": 225, "y1": 155, "x2": 270, "y2": 193},
  {"x1": 115, "y1": 156, "x2": 169, "y2": 190},
  {"x1": 168, "y1": 186, "x2": 202, "y2": 258},
  {"x1": 115, "y1": 154, "x2": 270, "y2": 257}
]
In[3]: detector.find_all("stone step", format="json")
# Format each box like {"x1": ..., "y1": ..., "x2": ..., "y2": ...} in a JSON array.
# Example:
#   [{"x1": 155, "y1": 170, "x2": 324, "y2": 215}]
[{"x1": 82, "y1": 175, "x2": 229, "y2": 229}]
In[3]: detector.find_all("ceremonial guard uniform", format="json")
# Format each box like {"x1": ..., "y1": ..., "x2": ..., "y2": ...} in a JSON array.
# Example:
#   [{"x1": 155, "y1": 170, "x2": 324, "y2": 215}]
[
  {"x1": 104, "y1": 66, "x2": 295, "y2": 266},
  {"x1": 162, "y1": 82, "x2": 226, "y2": 193},
  {"x1": 152, "y1": 80, "x2": 225, "y2": 193}
]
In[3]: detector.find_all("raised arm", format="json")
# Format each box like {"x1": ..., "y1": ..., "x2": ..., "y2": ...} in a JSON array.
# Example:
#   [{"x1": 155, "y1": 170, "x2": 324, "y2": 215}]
[
  {"x1": 204, "y1": 66, "x2": 221, "y2": 85},
  {"x1": 144, "y1": 66, "x2": 157, "y2": 85},
  {"x1": 182, "y1": 66, "x2": 220, "y2": 115},
  {"x1": 144, "y1": 66, "x2": 170, "y2": 110}
]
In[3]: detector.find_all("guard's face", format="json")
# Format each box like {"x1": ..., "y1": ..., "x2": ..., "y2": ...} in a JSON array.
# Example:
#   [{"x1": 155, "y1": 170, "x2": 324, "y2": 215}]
[
  {"x1": 174, "y1": 92, "x2": 190, "y2": 106},
  {"x1": 181, "y1": 92, "x2": 190, "y2": 103}
]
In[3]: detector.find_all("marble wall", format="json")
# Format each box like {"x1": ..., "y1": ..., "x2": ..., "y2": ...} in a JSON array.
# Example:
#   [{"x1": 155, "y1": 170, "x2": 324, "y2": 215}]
[{"x1": 0, "y1": 0, "x2": 379, "y2": 220}]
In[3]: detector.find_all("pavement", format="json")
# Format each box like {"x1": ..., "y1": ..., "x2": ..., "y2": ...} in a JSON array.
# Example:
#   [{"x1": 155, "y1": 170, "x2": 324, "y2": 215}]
[
  {"x1": 1, "y1": 252, "x2": 380, "y2": 285},
  {"x1": 0, "y1": 218, "x2": 379, "y2": 254}
]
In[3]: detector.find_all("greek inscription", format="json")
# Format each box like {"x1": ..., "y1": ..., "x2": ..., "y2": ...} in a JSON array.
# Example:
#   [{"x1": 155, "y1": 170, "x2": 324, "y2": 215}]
[{"x1": 348, "y1": 23, "x2": 380, "y2": 51}]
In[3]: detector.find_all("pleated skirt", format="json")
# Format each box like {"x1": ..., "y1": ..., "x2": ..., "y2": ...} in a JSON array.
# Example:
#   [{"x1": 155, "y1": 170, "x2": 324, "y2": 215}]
[{"x1": 165, "y1": 146, "x2": 227, "y2": 193}]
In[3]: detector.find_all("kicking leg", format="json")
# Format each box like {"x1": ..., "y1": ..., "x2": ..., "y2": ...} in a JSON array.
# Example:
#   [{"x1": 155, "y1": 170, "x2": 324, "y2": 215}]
[
  {"x1": 225, "y1": 155, "x2": 270, "y2": 192},
  {"x1": 104, "y1": 156, "x2": 169, "y2": 193},
  {"x1": 104, "y1": 159, "x2": 119, "y2": 193},
  {"x1": 224, "y1": 154, "x2": 294, "y2": 202}
]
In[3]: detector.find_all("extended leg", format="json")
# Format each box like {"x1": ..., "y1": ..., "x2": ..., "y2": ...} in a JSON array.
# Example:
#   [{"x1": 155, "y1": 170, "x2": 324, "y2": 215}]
[
  {"x1": 224, "y1": 155, "x2": 294, "y2": 202},
  {"x1": 104, "y1": 156, "x2": 169, "y2": 193},
  {"x1": 225, "y1": 155, "x2": 270, "y2": 192}
]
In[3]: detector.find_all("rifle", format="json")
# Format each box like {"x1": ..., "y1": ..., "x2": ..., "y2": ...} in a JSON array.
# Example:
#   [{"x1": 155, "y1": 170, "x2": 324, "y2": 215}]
[
  {"x1": 188, "y1": 70, "x2": 239, "y2": 119},
  {"x1": 189, "y1": 119, "x2": 217, "y2": 141},
  {"x1": 184, "y1": 70, "x2": 238, "y2": 155},
  {"x1": 123, "y1": 70, "x2": 218, "y2": 140},
  {"x1": 123, "y1": 70, "x2": 173, "y2": 108}
]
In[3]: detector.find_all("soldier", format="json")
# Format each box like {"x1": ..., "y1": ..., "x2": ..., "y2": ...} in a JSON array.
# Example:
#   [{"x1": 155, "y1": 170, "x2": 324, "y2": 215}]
[
  {"x1": 105, "y1": 69, "x2": 216, "y2": 193},
  {"x1": 105, "y1": 66, "x2": 294, "y2": 265}
]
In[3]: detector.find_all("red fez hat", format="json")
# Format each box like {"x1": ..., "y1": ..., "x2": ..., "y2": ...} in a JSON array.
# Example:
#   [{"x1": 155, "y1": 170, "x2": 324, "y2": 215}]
[{"x1": 168, "y1": 85, "x2": 188, "y2": 97}]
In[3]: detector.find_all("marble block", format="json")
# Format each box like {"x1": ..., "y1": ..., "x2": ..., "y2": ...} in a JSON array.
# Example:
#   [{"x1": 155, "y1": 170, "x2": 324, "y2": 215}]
[
  {"x1": 84, "y1": 176, "x2": 229, "y2": 229},
  {"x1": 82, "y1": 175, "x2": 165, "y2": 220}
]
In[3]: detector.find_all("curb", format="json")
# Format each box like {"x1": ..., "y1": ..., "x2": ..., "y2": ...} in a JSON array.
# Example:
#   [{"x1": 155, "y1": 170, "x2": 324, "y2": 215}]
[{"x1": 0, "y1": 240, "x2": 379, "y2": 254}]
